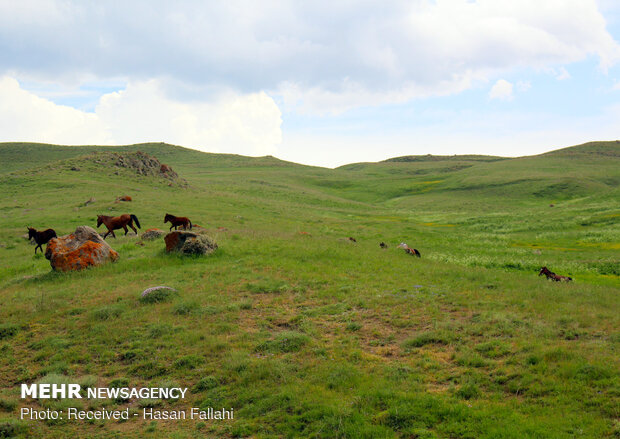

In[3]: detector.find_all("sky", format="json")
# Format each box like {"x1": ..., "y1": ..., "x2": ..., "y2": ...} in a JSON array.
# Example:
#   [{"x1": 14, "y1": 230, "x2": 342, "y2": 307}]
[{"x1": 1, "y1": 0, "x2": 620, "y2": 168}]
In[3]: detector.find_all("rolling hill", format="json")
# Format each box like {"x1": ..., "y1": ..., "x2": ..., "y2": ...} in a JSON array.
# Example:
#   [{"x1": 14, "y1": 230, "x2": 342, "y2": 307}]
[{"x1": 0, "y1": 140, "x2": 618, "y2": 438}]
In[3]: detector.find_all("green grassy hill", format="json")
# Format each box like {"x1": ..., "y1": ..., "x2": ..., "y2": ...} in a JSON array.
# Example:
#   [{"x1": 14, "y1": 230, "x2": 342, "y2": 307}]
[{"x1": 0, "y1": 141, "x2": 618, "y2": 438}]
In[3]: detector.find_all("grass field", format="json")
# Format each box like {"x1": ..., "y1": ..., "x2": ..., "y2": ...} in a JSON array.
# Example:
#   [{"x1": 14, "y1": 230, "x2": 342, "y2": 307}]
[{"x1": 0, "y1": 141, "x2": 618, "y2": 438}]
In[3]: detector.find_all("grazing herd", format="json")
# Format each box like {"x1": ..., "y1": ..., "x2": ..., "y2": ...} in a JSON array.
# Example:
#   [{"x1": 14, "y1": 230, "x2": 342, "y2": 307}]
[
  {"x1": 24, "y1": 208, "x2": 573, "y2": 282},
  {"x1": 25, "y1": 211, "x2": 193, "y2": 251}
]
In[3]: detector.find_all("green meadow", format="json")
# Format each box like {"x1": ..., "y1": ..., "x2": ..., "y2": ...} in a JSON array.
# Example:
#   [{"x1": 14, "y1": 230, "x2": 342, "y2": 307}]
[{"x1": 0, "y1": 141, "x2": 618, "y2": 438}]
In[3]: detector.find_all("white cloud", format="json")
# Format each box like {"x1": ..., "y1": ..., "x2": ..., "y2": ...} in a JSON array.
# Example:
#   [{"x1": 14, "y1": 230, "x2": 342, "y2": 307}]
[
  {"x1": 0, "y1": 1, "x2": 617, "y2": 113},
  {"x1": 0, "y1": 77, "x2": 282, "y2": 156},
  {"x1": 0, "y1": 77, "x2": 109, "y2": 144},
  {"x1": 489, "y1": 79, "x2": 514, "y2": 101}
]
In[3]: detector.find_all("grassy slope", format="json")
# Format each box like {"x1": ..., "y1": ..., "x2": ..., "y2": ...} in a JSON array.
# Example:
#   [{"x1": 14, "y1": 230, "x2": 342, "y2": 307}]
[{"x1": 0, "y1": 141, "x2": 618, "y2": 438}]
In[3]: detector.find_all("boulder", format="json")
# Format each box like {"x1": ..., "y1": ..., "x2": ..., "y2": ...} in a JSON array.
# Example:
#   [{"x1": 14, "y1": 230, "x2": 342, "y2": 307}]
[
  {"x1": 164, "y1": 231, "x2": 217, "y2": 256},
  {"x1": 142, "y1": 228, "x2": 166, "y2": 241},
  {"x1": 140, "y1": 286, "x2": 178, "y2": 303},
  {"x1": 45, "y1": 226, "x2": 119, "y2": 271}
]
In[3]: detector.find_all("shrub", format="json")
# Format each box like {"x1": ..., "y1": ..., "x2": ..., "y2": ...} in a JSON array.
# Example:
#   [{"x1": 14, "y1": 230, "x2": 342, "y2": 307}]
[
  {"x1": 402, "y1": 331, "x2": 450, "y2": 349},
  {"x1": 174, "y1": 355, "x2": 204, "y2": 370},
  {"x1": 0, "y1": 324, "x2": 19, "y2": 340},
  {"x1": 255, "y1": 331, "x2": 310, "y2": 354},
  {"x1": 455, "y1": 383, "x2": 480, "y2": 400},
  {"x1": 192, "y1": 376, "x2": 219, "y2": 393},
  {"x1": 346, "y1": 322, "x2": 362, "y2": 331},
  {"x1": 91, "y1": 305, "x2": 123, "y2": 321},
  {"x1": 172, "y1": 301, "x2": 199, "y2": 315},
  {"x1": 139, "y1": 287, "x2": 177, "y2": 304}
]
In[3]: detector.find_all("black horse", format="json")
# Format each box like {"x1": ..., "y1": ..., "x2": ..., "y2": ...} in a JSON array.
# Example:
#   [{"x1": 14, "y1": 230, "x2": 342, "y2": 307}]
[{"x1": 27, "y1": 227, "x2": 57, "y2": 254}]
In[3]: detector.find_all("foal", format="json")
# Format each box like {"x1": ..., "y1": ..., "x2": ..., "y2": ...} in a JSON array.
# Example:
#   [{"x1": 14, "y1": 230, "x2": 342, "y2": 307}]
[
  {"x1": 27, "y1": 227, "x2": 57, "y2": 254},
  {"x1": 164, "y1": 213, "x2": 192, "y2": 231},
  {"x1": 539, "y1": 266, "x2": 572, "y2": 282}
]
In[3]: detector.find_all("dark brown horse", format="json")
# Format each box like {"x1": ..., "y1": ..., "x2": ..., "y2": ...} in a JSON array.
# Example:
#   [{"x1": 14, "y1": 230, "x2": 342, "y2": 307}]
[
  {"x1": 97, "y1": 214, "x2": 141, "y2": 239},
  {"x1": 164, "y1": 213, "x2": 192, "y2": 231},
  {"x1": 27, "y1": 227, "x2": 57, "y2": 253},
  {"x1": 398, "y1": 242, "x2": 421, "y2": 257},
  {"x1": 539, "y1": 266, "x2": 572, "y2": 282}
]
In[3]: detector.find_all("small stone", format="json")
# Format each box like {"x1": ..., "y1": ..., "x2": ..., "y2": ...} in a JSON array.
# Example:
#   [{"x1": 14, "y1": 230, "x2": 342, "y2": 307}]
[{"x1": 142, "y1": 228, "x2": 166, "y2": 240}]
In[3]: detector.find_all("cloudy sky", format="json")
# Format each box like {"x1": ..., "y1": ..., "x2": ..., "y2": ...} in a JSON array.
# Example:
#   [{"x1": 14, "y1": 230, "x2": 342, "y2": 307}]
[{"x1": 1, "y1": 0, "x2": 620, "y2": 167}]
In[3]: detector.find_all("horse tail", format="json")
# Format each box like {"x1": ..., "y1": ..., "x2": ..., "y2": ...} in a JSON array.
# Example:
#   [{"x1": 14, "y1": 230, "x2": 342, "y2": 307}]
[
  {"x1": 414, "y1": 249, "x2": 421, "y2": 257},
  {"x1": 189, "y1": 219, "x2": 192, "y2": 230},
  {"x1": 131, "y1": 214, "x2": 141, "y2": 229},
  {"x1": 51, "y1": 230, "x2": 57, "y2": 238}
]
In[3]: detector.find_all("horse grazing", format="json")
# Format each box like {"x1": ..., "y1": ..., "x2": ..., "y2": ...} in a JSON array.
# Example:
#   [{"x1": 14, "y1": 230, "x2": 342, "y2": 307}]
[
  {"x1": 379, "y1": 242, "x2": 388, "y2": 249},
  {"x1": 398, "y1": 242, "x2": 421, "y2": 257},
  {"x1": 97, "y1": 214, "x2": 141, "y2": 239},
  {"x1": 27, "y1": 227, "x2": 57, "y2": 253},
  {"x1": 539, "y1": 266, "x2": 572, "y2": 282},
  {"x1": 164, "y1": 213, "x2": 192, "y2": 231}
]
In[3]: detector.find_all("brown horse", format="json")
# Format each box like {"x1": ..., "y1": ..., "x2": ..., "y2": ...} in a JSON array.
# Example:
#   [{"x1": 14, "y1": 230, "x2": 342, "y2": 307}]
[
  {"x1": 97, "y1": 214, "x2": 141, "y2": 239},
  {"x1": 27, "y1": 227, "x2": 57, "y2": 253},
  {"x1": 164, "y1": 213, "x2": 192, "y2": 231},
  {"x1": 398, "y1": 242, "x2": 421, "y2": 257},
  {"x1": 539, "y1": 266, "x2": 572, "y2": 282}
]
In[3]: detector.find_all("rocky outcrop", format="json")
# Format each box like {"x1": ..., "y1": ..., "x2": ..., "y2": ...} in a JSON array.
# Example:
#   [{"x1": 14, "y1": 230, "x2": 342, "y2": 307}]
[
  {"x1": 113, "y1": 151, "x2": 180, "y2": 181},
  {"x1": 159, "y1": 164, "x2": 178, "y2": 179},
  {"x1": 164, "y1": 231, "x2": 217, "y2": 256},
  {"x1": 142, "y1": 228, "x2": 166, "y2": 241},
  {"x1": 79, "y1": 151, "x2": 187, "y2": 186},
  {"x1": 45, "y1": 226, "x2": 119, "y2": 271}
]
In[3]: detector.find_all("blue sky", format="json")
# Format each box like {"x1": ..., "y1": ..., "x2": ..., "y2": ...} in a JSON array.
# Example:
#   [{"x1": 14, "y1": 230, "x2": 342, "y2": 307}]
[{"x1": 1, "y1": 1, "x2": 619, "y2": 167}]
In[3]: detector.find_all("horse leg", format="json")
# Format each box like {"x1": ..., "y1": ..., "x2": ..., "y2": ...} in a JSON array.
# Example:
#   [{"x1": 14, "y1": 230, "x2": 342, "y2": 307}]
[
  {"x1": 35, "y1": 244, "x2": 40, "y2": 253},
  {"x1": 111, "y1": 229, "x2": 117, "y2": 238},
  {"x1": 123, "y1": 225, "x2": 128, "y2": 235},
  {"x1": 129, "y1": 223, "x2": 137, "y2": 234}
]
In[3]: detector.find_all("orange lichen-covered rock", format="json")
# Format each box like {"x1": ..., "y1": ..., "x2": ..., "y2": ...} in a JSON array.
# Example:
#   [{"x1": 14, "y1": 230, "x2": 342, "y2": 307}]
[
  {"x1": 164, "y1": 231, "x2": 191, "y2": 252},
  {"x1": 164, "y1": 231, "x2": 217, "y2": 255},
  {"x1": 45, "y1": 226, "x2": 119, "y2": 272}
]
